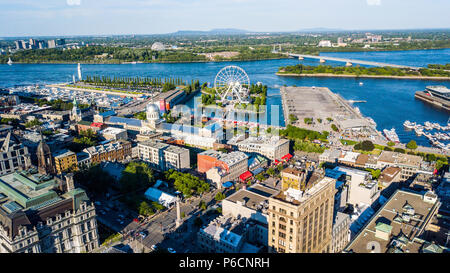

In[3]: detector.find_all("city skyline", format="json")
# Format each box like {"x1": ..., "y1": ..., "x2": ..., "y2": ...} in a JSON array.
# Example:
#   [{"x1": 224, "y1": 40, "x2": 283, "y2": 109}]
[{"x1": 1, "y1": 0, "x2": 450, "y2": 37}]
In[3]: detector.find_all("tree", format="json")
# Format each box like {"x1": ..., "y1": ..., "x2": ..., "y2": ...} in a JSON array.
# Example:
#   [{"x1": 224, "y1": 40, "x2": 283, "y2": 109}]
[
  {"x1": 406, "y1": 140, "x2": 418, "y2": 150},
  {"x1": 215, "y1": 192, "x2": 226, "y2": 202},
  {"x1": 331, "y1": 124, "x2": 339, "y2": 132},
  {"x1": 266, "y1": 167, "x2": 275, "y2": 177},
  {"x1": 360, "y1": 140, "x2": 375, "y2": 151},
  {"x1": 139, "y1": 201, "x2": 154, "y2": 216},
  {"x1": 387, "y1": 141, "x2": 395, "y2": 147}
]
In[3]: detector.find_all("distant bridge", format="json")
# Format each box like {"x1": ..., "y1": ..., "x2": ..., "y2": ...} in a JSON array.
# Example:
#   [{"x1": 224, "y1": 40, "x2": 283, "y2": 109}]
[{"x1": 288, "y1": 53, "x2": 422, "y2": 70}]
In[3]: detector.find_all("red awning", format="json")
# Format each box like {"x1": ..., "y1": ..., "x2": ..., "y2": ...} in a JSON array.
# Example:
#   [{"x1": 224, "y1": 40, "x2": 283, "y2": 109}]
[
  {"x1": 239, "y1": 171, "x2": 253, "y2": 181},
  {"x1": 282, "y1": 153, "x2": 293, "y2": 161},
  {"x1": 274, "y1": 159, "x2": 280, "y2": 164}
]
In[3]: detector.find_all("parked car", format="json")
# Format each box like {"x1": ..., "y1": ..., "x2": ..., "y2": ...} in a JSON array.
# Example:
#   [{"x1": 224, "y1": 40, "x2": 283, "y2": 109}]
[{"x1": 139, "y1": 231, "x2": 148, "y2": 238}]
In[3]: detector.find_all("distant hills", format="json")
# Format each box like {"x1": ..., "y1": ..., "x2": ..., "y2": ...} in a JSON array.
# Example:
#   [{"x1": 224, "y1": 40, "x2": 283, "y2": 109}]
[{"x1": 170, "y1": 28, "x2": 251, "y2": 35}]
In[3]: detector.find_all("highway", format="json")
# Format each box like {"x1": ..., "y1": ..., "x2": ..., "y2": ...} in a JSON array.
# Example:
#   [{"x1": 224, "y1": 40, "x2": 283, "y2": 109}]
[{"x1": 288, "y1": 53, "x2": 422, "y2": 70}]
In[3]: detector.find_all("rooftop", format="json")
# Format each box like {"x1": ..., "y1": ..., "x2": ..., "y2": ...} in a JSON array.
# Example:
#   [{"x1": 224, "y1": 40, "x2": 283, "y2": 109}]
[{"x1": 345, "y1": 189, "x2": 440, "y2": 253}]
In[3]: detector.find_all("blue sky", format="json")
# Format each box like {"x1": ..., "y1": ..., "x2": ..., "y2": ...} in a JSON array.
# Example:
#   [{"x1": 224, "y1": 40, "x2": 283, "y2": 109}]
[{"x1": 1, "y1": 0, "x2": 449, "y2": 37}]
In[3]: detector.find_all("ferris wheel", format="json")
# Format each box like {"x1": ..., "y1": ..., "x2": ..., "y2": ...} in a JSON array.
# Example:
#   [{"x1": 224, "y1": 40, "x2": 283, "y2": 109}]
[{"x1": 214, "y1": 65, "x2": 250, "y2": 103}]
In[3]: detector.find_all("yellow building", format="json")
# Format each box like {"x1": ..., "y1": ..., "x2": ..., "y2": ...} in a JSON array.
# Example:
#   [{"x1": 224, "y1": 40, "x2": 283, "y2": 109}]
[
  {"x1": 54, "y1": 150, "x2": 78, "y2": 174},
  {"x1": 268, "y1": 177, "x2": 336, "y2": 253},
  {"x1": 281, "y1": 168, "x2": 306, "y2": 191}
]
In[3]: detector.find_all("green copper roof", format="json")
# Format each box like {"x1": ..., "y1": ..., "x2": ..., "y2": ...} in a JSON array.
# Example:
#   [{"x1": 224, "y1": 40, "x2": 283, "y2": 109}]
[{"x1": 375, "y1": 222, "x2": 393, "y2": 233}]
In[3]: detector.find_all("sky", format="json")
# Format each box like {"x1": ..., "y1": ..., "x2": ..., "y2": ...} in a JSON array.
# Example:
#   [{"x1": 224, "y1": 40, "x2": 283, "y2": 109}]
[{"x1": 1, "y1": 0, "x2": 450, "y2": 37}]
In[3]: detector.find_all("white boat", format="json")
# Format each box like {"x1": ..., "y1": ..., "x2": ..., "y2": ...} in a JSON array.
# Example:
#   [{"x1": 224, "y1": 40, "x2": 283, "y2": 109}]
[
  {"x1": 359, "y1": 82, "x2": 364, "y2": 86},
  {"x1": 7, "y1": 57, "x2": 13, "y2": 65},
  {"x1": 403, "y1": 120, "x2": 416, "y2": 130},
  {"x1": 383, "y1": 128, "x2": 400, "y2": 143}
]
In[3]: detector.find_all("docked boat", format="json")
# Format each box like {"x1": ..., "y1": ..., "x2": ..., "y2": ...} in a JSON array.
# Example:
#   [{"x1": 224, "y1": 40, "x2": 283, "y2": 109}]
[
  {"x1": 403, "y1": 120, "x2": 416, "y2": 130},
  {"x1": 7, "y1": 57, "x2": 13, "y2": 65},
  {"x1": 383, "y1": 128, "x2": 400, "y2": 143}
]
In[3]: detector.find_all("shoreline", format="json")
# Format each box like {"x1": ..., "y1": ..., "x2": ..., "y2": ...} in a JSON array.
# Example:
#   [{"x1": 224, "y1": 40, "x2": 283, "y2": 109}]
[
  {"x1": 276, "y1": 72, "x2": 450, "y2": 81},
  {"x1": 1, "y1": 56, "x2": 289, "y2": 65}
]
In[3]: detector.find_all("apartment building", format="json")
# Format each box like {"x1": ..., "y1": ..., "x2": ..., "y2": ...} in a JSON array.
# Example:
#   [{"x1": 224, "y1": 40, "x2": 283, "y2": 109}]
[
  {"x1": 53, "y1": 149, "x2": 78, "y2": 174},
  {"x1": 83, "y1": 140, "x2": 132, "y2": 164},
  {"x1": 0, "y1": 170, "x2": 99, "y2": 253},
  {"x1": 137, "y1": 139, "x2": 190, "y2": 171},
  {"x1": 268, "y1": 177, "x2": 336, "y2": 253}
]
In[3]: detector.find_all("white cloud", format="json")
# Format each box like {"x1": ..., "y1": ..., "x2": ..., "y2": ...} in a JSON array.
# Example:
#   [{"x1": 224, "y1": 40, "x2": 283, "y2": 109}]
[
  {"x1": 67, "y1": 0, "x2": 81, "y2": 6},
  {"x1": 366, "y1": 0, "x2": 381, "y2": 6}
]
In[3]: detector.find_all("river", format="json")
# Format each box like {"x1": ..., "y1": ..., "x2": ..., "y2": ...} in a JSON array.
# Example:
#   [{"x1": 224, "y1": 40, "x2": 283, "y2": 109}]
[{"x1": 0, "y1": 48, "x2": 449, "y2": 147}]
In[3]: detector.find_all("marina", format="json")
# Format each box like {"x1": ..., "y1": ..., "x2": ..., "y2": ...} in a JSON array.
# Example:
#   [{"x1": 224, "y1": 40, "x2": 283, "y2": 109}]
[{"x1": 404, "y1": 119, "x2": 450, "y2": 150}]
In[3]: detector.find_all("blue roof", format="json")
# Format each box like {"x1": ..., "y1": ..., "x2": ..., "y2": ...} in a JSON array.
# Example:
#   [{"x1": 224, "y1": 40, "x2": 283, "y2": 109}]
[
  {"x1": 108, "y1": 116, "x2": 142, "y2": 127},
  {"x1": 100, "y1": 110, "x2": 116, "y2": 117}
]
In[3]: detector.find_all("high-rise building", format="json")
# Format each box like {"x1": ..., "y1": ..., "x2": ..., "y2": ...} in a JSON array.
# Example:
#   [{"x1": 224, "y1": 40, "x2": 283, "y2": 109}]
[
  {"x1": 268, "y1": 177, "x2": 336, "y2": 253},
  {"x1": 36, "y1": 133, "x2": 56, "y2": 175}
]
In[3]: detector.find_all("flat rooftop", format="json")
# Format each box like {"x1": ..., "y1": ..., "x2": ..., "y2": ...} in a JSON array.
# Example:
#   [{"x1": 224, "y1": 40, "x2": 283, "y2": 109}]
[
  {"x1": 345, "y1": 190, "x2": 439, "y2": 253},
  {"x1": 0, "y1": 170, "x2": 59, "y2": 212}
]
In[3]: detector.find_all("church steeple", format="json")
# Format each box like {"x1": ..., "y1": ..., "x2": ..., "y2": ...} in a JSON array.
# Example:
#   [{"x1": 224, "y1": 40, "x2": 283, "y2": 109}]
[{"x1": 37, "y1": 128, "x2": 56, "y2": 175}]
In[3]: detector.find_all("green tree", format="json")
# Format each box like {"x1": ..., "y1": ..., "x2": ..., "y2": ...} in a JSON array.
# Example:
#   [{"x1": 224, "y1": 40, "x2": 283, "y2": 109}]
[
  {"x1": 215, "y1": 192, "x2": 226, "y2": 202},
  {"x1": 406, "y1": 140, "x2": 418, "y2": 150}
]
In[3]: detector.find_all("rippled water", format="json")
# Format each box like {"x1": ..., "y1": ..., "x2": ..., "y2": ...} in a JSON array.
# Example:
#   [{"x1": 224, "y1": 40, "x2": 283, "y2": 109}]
[{"x1": 0, "y1": 48, "x2": 449, "y2": 147}]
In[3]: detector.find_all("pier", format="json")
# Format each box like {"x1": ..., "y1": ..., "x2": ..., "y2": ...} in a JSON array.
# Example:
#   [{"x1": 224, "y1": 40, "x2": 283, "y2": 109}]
[{"x1": 288, "y1": 53, "x2": 422, "y2": 70}]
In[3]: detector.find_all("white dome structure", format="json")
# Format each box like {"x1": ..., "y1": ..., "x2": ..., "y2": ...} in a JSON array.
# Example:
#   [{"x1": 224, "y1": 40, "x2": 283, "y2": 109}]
[
  {"x1": 146, "y1": 103, "x2": 160, "y2": 121},
  {"x1": 151, "y1": 42, "x2": 165, "y2": 51}
]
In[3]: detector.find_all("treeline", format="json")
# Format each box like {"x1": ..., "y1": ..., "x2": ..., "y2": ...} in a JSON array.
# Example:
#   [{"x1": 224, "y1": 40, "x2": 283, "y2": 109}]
[
  {"x1": 280, "y1": 125, "x2": 329, "y2": 141},
  {"x1": 83, "y1": 75, "x2": 185, "y2": 88},
  {"x1": 279, "y1": 64, "x2": 450, "y2": 77},
  {"x1": 427, "y1": 63, "x2": 450, "y2": 70}
]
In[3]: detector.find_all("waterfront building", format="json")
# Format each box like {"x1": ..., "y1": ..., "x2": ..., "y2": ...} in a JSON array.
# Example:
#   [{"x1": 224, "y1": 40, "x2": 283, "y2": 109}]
[
  {"x1": 53, "y1": 149, "x2": 77, "y2": 174},
  {"x1": 137, "y1": 139, "x2": 190, "y2": 171},
  {"x1": 331, "y1": 212, "x2": 351, "y2": 253},
  {"x1": 82, "y1": 140, "x2": 132, "y2": 164},
  {"x1": 319, "y1": 149, "x2": 341, "y2": 163},
  {"x1": 268, "y1": 177, "x2": 336, "y2": 253},
  {"x1": 338, "y1": 151, "x2": 360, "y2": 167},
  {"x1": 376, "y1": 151, "x2": 423, "y2": 180},
  {"x1": 0, "y1": 170, "x2": 99, "y2": 253},
  {"x1": 36, "y1": 134, "x2": 56, "y2": 175},
  {"x1": 344, "y1": 190, "x2": 442, "y2": 253},
  {"x1": 0, "y1": 132, "x2": 31, "y2": 175},
  {"x1": 318, "y1": 40, "x2": 332, "y2": 47},
  {"x1": 229, "y1": 136, "x2": 290, "y2": 161}
]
